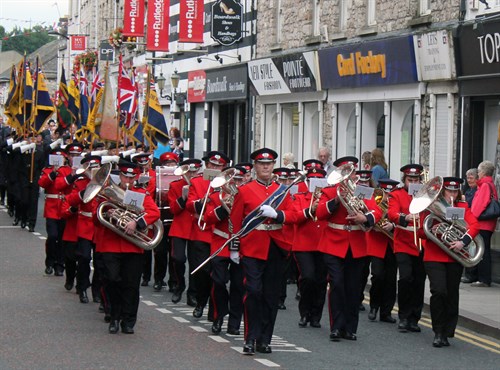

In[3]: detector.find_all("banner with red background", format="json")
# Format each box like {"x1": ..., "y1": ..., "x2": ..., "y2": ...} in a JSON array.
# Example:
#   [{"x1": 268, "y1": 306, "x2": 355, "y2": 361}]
[
  {"x1": 123, "y1": 0, "x2": 145, "y2": 37},
  {"x1": 187, "y1": 70, "x2": 206, "y2": 103},
  {"x1": 146, "y1": 0, "x2": 170, "y2": 51},
  {"x1": 179, "y1": 0, "x2": 204, "y2": 43}
]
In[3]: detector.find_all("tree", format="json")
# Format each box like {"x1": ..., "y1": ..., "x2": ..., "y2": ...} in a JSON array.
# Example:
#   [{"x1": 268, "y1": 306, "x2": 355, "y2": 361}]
[{"x1": 1, "y1": 25, "x2": 53, "y2": 55}]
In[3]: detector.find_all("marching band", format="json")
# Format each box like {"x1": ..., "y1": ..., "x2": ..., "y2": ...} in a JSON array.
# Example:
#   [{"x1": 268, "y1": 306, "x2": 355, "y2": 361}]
[{"x1": 0, "y1": 133, "x2": 485, "y2": 350}]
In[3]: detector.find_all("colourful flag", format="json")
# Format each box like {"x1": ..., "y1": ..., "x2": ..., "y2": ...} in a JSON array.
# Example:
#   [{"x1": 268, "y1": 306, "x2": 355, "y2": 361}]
[
  {"x1": 56, "y1": 66, "x2": 73, "y2": 130},
  {"x1": 90, "y1": 67, "x2": 103, "y2": 111},
  {"x1": 15, "y1": 57, "x2": 34, "y2": 132},
  {"x1": 142, "y1": 68, "x2": 168, "y2": 150},
  {"x1": 117, "y1": 55, "x2": 138, "y2": 129},
  {"x1": 68, "y1": 72, "x2": 80, "y2": 127},
  {"x1": 33, "y1": 56, "x2": 56, "y2": 133},
  {"x1": 93, "y1": 65, "x2": 119, "y2": 141},
  {"x1": 4, "y1": 64, "x2": 22, "y2": 130},
  {"x1": 79, "y1": 68, "x2": 90, "y2": 127}
]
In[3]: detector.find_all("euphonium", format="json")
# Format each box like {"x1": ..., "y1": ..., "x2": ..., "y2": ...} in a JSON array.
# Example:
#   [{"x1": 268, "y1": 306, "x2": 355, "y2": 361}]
[
  {"x1": 82, "y1": 163, "x2": 164, "y2": 250},
  {"x1": 409, "y1": 176, "x2": 484, "y2": 268},
  {"x1": 327, "y1": 163, "x2": 369, "y2": 230},
  {"x1": 373, "y1": 188, "x2": 394, "y2": 240},
  {"x1": 174, "y1": 164, "x2": 192, "y2": 186},
  {"x1": 215, "y1": 168, "x2": 238, "y2": 213}
]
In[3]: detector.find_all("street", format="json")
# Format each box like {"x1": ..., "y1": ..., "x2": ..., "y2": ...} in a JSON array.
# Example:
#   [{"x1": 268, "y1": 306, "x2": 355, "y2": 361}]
[{"x1": 0, "y1": 200, "x2": 499, "y2": 370}]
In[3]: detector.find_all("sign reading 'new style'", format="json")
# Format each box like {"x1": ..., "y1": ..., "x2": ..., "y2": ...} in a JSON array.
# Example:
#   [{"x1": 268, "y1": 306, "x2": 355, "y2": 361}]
[
  {"x1": 211, "y1": 0, "x2": 243, "y2": 46},
  {"x1": 146, "y1": 0, "x2": 169, "y2": 51}
]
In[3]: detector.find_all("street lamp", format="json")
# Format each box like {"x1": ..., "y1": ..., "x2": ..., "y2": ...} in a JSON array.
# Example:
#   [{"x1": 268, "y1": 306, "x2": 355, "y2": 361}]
[{"x1": 156, "y1": 72, "x2": 167, "y2": 97}]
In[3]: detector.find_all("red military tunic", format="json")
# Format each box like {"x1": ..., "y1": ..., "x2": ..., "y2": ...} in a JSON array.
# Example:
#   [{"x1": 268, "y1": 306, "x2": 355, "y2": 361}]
[
  {"x1": 65, "y1": 176, "x2": 96, "y2": 241},
  {"x1": 291, "y1": 192, "x2": 327, "y2": 252},
  {"x1": 419, "y1": 201, "x2": 480, "y2": 263},
  {"x1": 186, "y1": 174, "x2": 213, "y2": 243},
  {"x1": 204, "y1": 191, "x2": 232, "y2": 257},
  {"x1": 60, "y1": 198, "x2": 79, "y2": 243},
  {"x1": 38, "y1": 166, "x2": 71, "y2": 219},
  {"x1": 167, "y1": 178, "x2": 195, "y2": 240},
  {"x1": 315, "y1": 185, "x2": 367, "y2": 258},
  {"x1": 145, "y1": 168, "x2": 156, "y2": 200},
  {"x1": 230, "y1": 180, "x2": 295, "y2": 260},
  {"x1": 387, "y1": 187, "x2": 420, "y2": 256},
  {"x1": 365, "y1": 199, "x2": 392, "y2": 259},
  {"x1": 94, "y1": 187, "x2": 160, "y2": 254}
]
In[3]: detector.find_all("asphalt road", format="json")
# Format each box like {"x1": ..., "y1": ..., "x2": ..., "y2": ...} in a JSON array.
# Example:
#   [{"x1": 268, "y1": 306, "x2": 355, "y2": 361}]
[{"x1": 0, "y1": 198, "x2": 499, "y2": 369}]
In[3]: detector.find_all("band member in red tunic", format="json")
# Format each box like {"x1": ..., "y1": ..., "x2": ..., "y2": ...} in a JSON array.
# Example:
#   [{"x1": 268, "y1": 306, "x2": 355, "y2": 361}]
[
  {"x1": 230, "y1": 148, "x2": 295, "y2": 355},
  {"x1": 418, "y1": 177, "x2": 480, "y2": 347},
  {"x1": 291, "y1": 167, "x2": 328, "y2": 328},
  {"x1": 366, "y1": 178, "x2": 399, "y2": 323},
  {"x1": 94, "y1": 162, "x2": 160, "y2": 334},
  {"x1": 316, "y1": 156, "x2": 379, "y2": 342},
  {"x1": 387, "y1": 164, "x2": 426, "y2": 333},
  {"x1": 168, "y1": 159, "x2": 202, "y2": 306}
]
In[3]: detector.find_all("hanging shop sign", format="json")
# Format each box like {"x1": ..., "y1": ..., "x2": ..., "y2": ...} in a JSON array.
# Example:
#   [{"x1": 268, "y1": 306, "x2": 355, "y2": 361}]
[
  {"x1": 211, "y1": 0, "x2": 243, "y2": 46},
  {"x1": 414, "y1": 30, "x2": 455, "y2": 81},
  {"x1": 123, "y1": 0, "x2": 145, "y2": 37}
]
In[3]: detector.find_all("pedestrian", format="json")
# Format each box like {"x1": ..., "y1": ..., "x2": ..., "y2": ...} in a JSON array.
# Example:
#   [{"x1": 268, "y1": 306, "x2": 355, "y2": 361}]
[
  {"x1": 169, "y1": 127, "x2": 184, "y2": 161},
  {"x1": 317, "y1": 147, "x2": 334, "y2": 175},
  {"x1": 370, "y1": 148, "x2": 389, "y2": 186},
  {"x1": 468, "y1": 160, "x2": 498, "y2": 287},
  {"x1": 282, "y1": 152, "x2": 295, "y2": 169}
]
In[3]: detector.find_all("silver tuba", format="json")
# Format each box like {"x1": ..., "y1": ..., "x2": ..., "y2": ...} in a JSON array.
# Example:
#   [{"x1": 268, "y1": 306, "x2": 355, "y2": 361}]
[
  {"x1": 409, "y1": 176, "x2": 484, "y2": 268},
  {"x1": 327, "y1": 163, "x2": 370, "y2": 230},
  {"x1": 82, "y1": 163, "x2": 164, "y2": 250}
]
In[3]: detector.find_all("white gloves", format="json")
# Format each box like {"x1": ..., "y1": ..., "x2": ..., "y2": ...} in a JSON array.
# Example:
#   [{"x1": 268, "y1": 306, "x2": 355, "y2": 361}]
[
  {"x1": 260, "y1": 204, "x2": 278, "y2": 219},
  {"x1": 230, "y1": 251, "x2": 240, "y2": 264}
]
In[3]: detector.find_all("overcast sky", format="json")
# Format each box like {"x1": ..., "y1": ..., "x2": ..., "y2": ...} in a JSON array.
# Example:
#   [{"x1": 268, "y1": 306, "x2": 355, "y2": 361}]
[{"x1": 0, "y1": 0, "x2": 69, "y2": 32}]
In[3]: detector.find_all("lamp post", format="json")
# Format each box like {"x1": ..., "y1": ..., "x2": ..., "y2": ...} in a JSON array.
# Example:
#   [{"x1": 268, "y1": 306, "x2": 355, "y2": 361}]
[
  {"x1": 156, "y1": 72, "x2": 167, "y2": 97},
  {"x1": 170, "y1": 70, "x2": 181, "y2": 130}
]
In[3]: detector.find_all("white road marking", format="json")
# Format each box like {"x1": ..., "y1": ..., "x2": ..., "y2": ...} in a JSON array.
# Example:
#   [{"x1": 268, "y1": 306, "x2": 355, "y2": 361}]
[
  {"x1": 209, "y1": 336, "x2": 229, "y2": 343},
  {"x1": 0, "y1": 226, "x2": 18, "y2": 228},
  {"x1": 156, "y1": 308, "x2": 172, "y2": 314},
  {"x1": 173, "y1": 316, "x2": 189, "y2": 323},
  {"x1": 142, "y1": 300, "x2": 157, "y2": 306},
  {"x1": 254, "y1": 359, "x2": 281, "y2": 367},
  {"x1": 33, "y1": 232, "x2": 41, "y2": 236},
  {"x1": 39, "y1": 237, "x2": 47, "y2": 240},
  {"x1": 190, "y1": 326, "x2": 208, "y2": 332}
]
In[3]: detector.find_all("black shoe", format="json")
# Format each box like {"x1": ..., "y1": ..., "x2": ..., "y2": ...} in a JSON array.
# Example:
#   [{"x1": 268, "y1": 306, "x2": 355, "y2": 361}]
[
  {"x1": 227, "y1": 327, "x2": 240, "y2": 335},
  {"x1": 330, "y1": 329, "x2": 342, "y2": 341},
  {"x1": 433, "y1": 333, "x2": 443, "y2": 348},
  {"x1": 121, "y1": 323, "x2": 134, "y2": 334},
  {"x1": 79, "y1": 290, "x2": 89, "y2": 303},
  {"x1": 193, "y1": 305, "x2": 204, "y2": 318},
  {"x1": 441, "y1": 336, "x2": 450, "y2": 347},
  {"x1": 104, "y1": 314, "x2": 111, "y2": 323},
  {"x1": 20, "y1": 221, "x2": 26, "y2": 229},
  {"x1": 108, "y1": 320, "x2": 119, "y2": 334},
  {"x1": 54, "y1": 269, "x2": 64, "y2": 277},
  {"x1": 277, "y1": 302, "x2": 286, "y2": 310},
  {"x1": 211, "y1": 318, "x2": 223, "y2": 334},
  {"x1": 310, "y1": 320, "x2": 321, "y2": 328},
  {"x1": 64, "y1": 281, "x2": 73, "y2": 291},
  {"x1": 153, "y1": 281, "x2": 162, "y2": 291},
  {"x1": 243, "y1": 340, "x2": 255, "y2": 355},
  {"x1": 295, "y1": 291, "x2": 301, "y2": 300},
  {"x1": 172, "y1": 291, "x2": 183, "y2": 304},
  {"x1": 380, "y1": 315, "x2": 396, "y2": 323},
  {"x1": 12, "y1": 218, "x2": 19, "y2": 226},
  {"x1": 298, "y1": 316, "x2": 308, "y2": 328},
  {"x1": 187, "y1": 295, "x2": 197, "y2": 307},
  {"x1": 7, "y1": 209, "x2": 14, "y2": 217},
  {"x1": 45, "y1": 266, "x2": 54, "y2": 275},
  {"x1": 368, "y1": 307, "x2": 378, "y2": 321},
  {"x1": 359, "y1": 303, "x2": 366, "y2": 311},
  {"x1": 342, "y1": 332, "x2": 357, "y2": 341},
  {"x1": 408, "y1": 322, "x2": 421, "y2": 332},
  {"x1": 256, "y1": 343, "x2": 272, "y2": 354},
  {"x1": 461, "y1": 277, "x2": 474, "y2": 284},
  {"x1": 141, "y1": 279, "x2": 149, "y2": 287},
  {"x1": 98, "y1": 303, "x2": 105, "y2": 313},
  {"x1": 28, "y1": 226, "x2": 35, "y2": 232},
  {"x1": 398, "y1": 319, "x2": 409, "y2": 332}
]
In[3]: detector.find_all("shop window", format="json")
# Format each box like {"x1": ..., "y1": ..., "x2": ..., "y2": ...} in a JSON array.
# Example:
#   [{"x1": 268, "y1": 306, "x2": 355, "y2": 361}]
[
  {"x1": 376, "y1": 115, "x2": 385, "y2": 150},
  {"x1": 346, "y1": 110, "x2": 357, "y2": 156},
  {"x1": 400, "y1": 105, "x2": 415, "y2": 165},
  {"x1": 264, "y1": 104, "x2": 278, "y2": 150},
  {"x1": 281, "y1": 103, "x2": 300, "y2": 160},
  {"x1": 419, "y1": 0, "x2": 431, "y2": 16},
  {"x1": 303, "y1": 102, "x2": 320, "y2": 162}
]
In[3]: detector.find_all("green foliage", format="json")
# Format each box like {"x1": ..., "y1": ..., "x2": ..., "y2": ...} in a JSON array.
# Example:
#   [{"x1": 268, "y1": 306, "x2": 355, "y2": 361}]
[{"x1": 1, "y1": 25, "x2": 53, "y2": 54}]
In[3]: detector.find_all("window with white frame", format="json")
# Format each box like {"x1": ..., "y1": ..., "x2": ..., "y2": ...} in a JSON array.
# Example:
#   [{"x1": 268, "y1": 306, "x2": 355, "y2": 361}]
[
  {"x1": 367, "y1": 0, "x2": 376, "y2": 26},
  {"x1": 302, "y1": 102, "x2": 320, "y2": 161},
  {"x1": 419, "y1": 0, "x2": 431, "y2": 16},
  {"x1": 281, "y1": 103, "x2": 300, "y2": 160},
  {"x1": 340, "y1": 0, "x2": 348, "y2": 31},
  {"x1": 400, "y1": 105, "x2": 416, "y2": 165},
  {"x1": 276, "y1": 0, "x2": 283, "y2": 44},
  {"x1": 264, "y1": 104, "x2": 279, "y2": 150}
]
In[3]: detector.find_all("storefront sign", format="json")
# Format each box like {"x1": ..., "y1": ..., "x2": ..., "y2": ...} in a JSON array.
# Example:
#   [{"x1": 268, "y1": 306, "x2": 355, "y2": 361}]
[
  {"x1": 123, "y1": 0, "x2": 145, "y2": 37},
  {"x1": 211, "y1": 0, "x2": 243, "y2": 46},
  {"x1": 414, "y1": 30, "x2": 454, "y2": 81},
  {"x1": 319, "y1": 36, "x2": 418, "y2": 89},
  {"x1": 179, "y1": 0, "x2": 204, "y2": 43},
  {"x1": 457, "y1": 20, "x2": 500, "y2": 78},
  {"x1": 188, "y1": 70, "x2": 207, "y2": 103},
  {"x1": 248, "y1": 51, "x2": 320, "y2": 96},
  {"x1": 99, "y1": 40, "x2": 114, "y2": 61},
  {"x1": 205, "y1": 65, "x2": 247, "y2": 101},
  {"x1": 146, "y1": 0, "x2": 169, "y2": 52}
]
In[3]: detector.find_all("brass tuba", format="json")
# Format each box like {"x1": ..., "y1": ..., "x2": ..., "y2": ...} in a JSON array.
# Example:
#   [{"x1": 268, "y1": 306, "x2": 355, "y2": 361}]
[
  {"x1": 82, "y1": 163, "x2": 164, "y2": 250},
  {"x1": 409, "y1": 176, "x2": 484, "y2": 268},
  {"x1": 373, "y1": 188, "x2": 394, "y2": 240},
  {"x1": 214, "y1": 168, "x2": 238, "y2": 213},
  {"x1": 327, "y1": 163, "x2": 370, "y2": 231}
]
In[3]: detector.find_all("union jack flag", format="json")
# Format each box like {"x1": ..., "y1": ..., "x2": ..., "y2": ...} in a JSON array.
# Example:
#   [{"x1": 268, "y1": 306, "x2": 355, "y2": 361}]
[
  {"x1": 118, "y1": 58, "x2": 138, "y2": 129},
  {"x1": 90, "y1": 67, "x2": 103, "y2": 111}
]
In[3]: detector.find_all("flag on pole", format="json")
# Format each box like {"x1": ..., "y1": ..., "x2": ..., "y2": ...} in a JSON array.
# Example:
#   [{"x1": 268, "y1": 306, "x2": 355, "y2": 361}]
[
  {"x1": 117, "y1": 55, "x2": 138, "y2": 129},
  {"x1": 93, "y1": 65, "x2": 119, "y2": 141},
  {"x1": 79, "y1": 68, "x2": 90, "y2": 127},
  {"x1": 142, "y1": 68, "x2": 169, "y2": 150},
  {"x1": 16, "y1": 56, "x2": 34, "y2": 134},
  {"x1": 68, "y1": 71, "x2": 80, "y2": 127},
  {"x1": 56, "y1": 66, "x2": 73, "y2": 130},
  {"x1": 4, "y1": 64, "x2": 22, "y2": 131},
  {"x1": 32, "y1": 56, "x2": 56, "y2": 133},
  {"x1": 90, "y1": 66, "x2": 103, "y2": 112}
]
